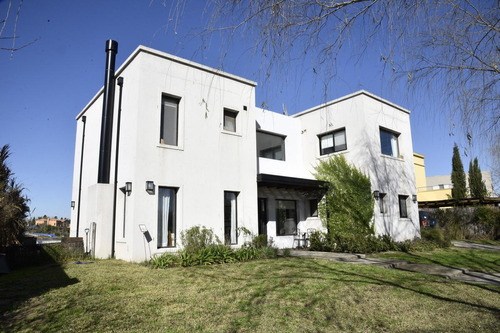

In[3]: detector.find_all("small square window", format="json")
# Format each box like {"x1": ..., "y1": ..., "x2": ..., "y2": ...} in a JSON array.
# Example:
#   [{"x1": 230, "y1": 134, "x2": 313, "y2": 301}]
[
  {"x1": 398, "y1": 195, "x2": 408, "y2": 218},
  {"x1": 223, "y1": 109, "x2": 238, "y2": 132},
  {"x1": 380, "y1": 128, "x2": 400, "y2": 157},
  {"x1": 319, "y1": 128, "x2": 347, "y2": 156}
]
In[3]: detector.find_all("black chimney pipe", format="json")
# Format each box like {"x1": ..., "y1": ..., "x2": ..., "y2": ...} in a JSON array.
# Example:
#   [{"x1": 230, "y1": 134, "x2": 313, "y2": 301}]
[{"x1": 98, "y1": 40, "x2": 118, "y2": 184}]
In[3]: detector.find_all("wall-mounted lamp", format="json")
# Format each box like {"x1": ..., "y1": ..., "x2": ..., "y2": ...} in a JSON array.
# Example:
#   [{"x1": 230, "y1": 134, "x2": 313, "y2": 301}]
[
  {"x1": 125, "y1": 182, "x2": 132, "y2": 196},
  {"x1": 373, "y1": 190, "x2": 380, "y2": 200},
  {"x1": 146, "y1": 181, "x2": 155, "y2": 195},
  {"x1": 412, "y1": 195, "x2": 417, "y2": 203},
  {"x1": 71, "y1": 201, "x2": 75, "y2": 209}
]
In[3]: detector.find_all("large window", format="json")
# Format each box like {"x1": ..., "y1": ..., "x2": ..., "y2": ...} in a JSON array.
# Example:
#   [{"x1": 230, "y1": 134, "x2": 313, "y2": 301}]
[
  {"x1": 276, "y1": 200, "x2": 297, "y2": 236},
  {"x1": 223, "y1": 109, "x2": 238, "y2": 132},
  {"x1": 160, "y1": 96, "x2": 179, "y2": 146},
  {"x1": 309, "y1": 199, "x2": 318, "y2": 217},
  {"x1": 257, "y1": 131, "x2": 285, "y2": 160},
  {"x1": 158, "y1": 187, "x2": 177, "y2": 248},
  {"x1": 380, "y1": 128, "x2": 399, "y2": 157},
  {"x1": 398, "y1": 195, "x2": 408, "y2": 218},
  {"x1": 224, "y1": 191, "x2": 238, "y2": 245},
  {"x1": 319, "y1": 128, "x2": 347, "y2": 155}
]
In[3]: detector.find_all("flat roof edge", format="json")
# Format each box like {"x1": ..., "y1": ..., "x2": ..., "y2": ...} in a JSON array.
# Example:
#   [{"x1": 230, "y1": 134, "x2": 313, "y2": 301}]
[
  {"x1": 76, "y1": 45, "x2": 257, "y2": 120},
  {"x1": 292, "y1": 90, "x2": 411, "y2": 118}
]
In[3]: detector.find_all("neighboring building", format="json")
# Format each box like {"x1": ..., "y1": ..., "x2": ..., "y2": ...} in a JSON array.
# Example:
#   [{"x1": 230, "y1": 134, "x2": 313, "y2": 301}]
[
  {"x1": 414, "y1": 153, "x2": 496, "y2": 202},
  {"x1": 70, "y1": 45, "x2": 420, "y2": 262},
  {"x1": 35, "y1": 218, "x2": 70, "y2": 228}
]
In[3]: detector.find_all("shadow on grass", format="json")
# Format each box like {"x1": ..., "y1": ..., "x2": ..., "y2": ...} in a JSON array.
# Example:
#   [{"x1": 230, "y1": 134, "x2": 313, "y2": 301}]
[
  {"x1": 196, "y1": 257, "x2": 500, "y2": 320},
  {"x1": 0, "y1": 254, "x2": 79, "y2": 330}
]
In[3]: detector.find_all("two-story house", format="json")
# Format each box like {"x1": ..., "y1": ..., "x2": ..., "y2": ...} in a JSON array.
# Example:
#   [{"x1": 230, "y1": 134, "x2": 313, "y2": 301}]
[{"x1": 70, "y1": 43, "x2": 419, "y2": 261}]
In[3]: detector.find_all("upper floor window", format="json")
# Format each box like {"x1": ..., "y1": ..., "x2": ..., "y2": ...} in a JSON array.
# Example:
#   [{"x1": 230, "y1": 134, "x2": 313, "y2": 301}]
[
  {"x1": 160, "y1": 96, "x2": 179, "y2": 146},
  {"x1": 319, "y1": 128, "x2": 346, "y2": 156},
  {"x1": 380, "y1": 128, "x2": 399, "y2": 157},
  {"x1": 257, "y1": 131, "x2": 285, "y2": 161},
  {"x1": 223, "y1": 109, "x2": 238, "y2": 132}
]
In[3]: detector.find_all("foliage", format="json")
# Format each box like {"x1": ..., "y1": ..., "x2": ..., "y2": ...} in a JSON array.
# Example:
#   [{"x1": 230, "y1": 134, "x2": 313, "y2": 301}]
[
  {"x1": 150, "y1": 226, "x2": 279, "y2": 269},
  {"x1": 468, "y1": 157, "x2": 488, "y2": 199},
  {"x1": 451, "y1": 143, "x2": 467, "y2": 200},
  {"x1": 29, "y1": 224, "x2": 70, "y2": 238},
  {"x1": 420, "y1": 229, "x2": 451, "y2": 248},
  {"x1": 0, "y1": 144, "x2": 30, "y2": 248},
  {"x1": 199, "y1": 1, "x2": 500, "y2": 145},
  {"x1": 42, "y1": 244, "x2": 87, "y2": 264},
  {"x1": 314, "y1": 155, "x2": 374, "y2": 236},
  {"x1": 180, "y1": 225, "x2": 221, "y2": 255},
  {"x1": 309, "y1": 230, "x2": 402, "y2": 254},
  {"x1": 432, "y1": 206, "x2": 500, "y2": 240}
]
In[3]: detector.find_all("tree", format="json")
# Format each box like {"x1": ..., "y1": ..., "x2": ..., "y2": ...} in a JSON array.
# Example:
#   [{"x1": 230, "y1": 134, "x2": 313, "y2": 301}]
[
  {"x1": 184, "y1": 0, "x2": 498, "y2": 142},
  {"x1": 0, "y1": 0, "x2": 38, "y2": 57},
  {"x1": 451, "y1": 143, "x2": 467, "y2": 200},
  {"x1": 314, "y1": 155, "x2": 374, "y2": 236},
  {"x1": 468, "y1": 157, "x2": 487, "y2": 199},
  {"x1": 0, "y1": 144, "x2": 29, "y2": 248}
]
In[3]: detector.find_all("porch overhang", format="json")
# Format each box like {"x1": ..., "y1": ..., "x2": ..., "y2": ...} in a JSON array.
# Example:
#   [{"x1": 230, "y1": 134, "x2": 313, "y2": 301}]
[{"x1": 257, "y1": 173, "x2": 328, "y2": 191}]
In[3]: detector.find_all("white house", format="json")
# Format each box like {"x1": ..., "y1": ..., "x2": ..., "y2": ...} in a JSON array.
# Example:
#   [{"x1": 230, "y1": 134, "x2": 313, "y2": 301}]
[{"x1": 70, "y1": 43, "x2": 420, "y2": 262}]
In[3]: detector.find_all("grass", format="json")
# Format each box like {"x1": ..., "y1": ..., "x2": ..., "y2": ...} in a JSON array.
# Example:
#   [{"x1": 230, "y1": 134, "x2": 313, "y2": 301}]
[
  {"x1": 371, "y1": 247, "x2": 500, "y2": 273},
  {"x1": 1, "y1": 258, "x2": 499, "y2": 332}
]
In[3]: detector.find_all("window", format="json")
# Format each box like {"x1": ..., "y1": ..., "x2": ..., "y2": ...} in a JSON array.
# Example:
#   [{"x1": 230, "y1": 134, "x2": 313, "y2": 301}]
[
  {"x1": 257, "y1": 131, "x2": 285, "y2": 160},
  {"x1": 319, "y1": 128, "x2": 347, "y2": 155},
  {"x1": 223, "y1": 109, "x2": 238, "y2": 132},
  {"x1": 309, "y1": 199, "x2": 318, "y2": 217},
  {"x1": 379, "y1": 193, "x2": 387, "y2": 214},
  {"x1": 276, "y1": 200, "x2": 297, "y2": 236},
  {"x1": 380, "y1": 128, "x2": 399, "y2": 157},
  {"x1": 398, "y1": 195, "x2": 408, "y2": 218},
  {"x1": 224, "y1": 192, "x2": 238, "y2": 245},
  {"x1": 160, "y1": 96, "x2": 179, "y2": 146},
  {"x1": 158, "y1": 187, "x2": 177, "y2": 248}
]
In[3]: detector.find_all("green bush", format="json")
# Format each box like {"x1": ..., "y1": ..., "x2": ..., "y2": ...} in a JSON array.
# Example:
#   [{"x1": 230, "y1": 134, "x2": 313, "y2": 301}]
[
  {"x1": 420, "y1": 228, "x2": 451, "y2": 248},
  {"x1": 309, "y1": 231, "x2": 401, "y2": 254},
  {"x1": 149, "y1": 227, "x2": 279, "y2": 269},
  {"x1": 180, "y1": 225, "x2": 221, "y2": 255}
]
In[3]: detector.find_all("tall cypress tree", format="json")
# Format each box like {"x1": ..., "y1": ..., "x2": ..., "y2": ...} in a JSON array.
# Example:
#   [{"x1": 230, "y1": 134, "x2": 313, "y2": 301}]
[
  {"x1": 469, "y1": 157, "x2": 487, "y2": 199},
  {"x1": 451, "y1": 144, "x2": 467, "y2": 200}
]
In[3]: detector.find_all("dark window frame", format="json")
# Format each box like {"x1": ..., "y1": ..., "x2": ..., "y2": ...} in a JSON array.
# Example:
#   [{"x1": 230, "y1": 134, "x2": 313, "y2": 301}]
[
  {"x1": 223, "y1": 108, "x2": 238, "y2": 132},
  {"x1": 318, "y1": 128, "x2": 347, "y2": 156},
  {"x1": 157, "y1": 186, "x2": 178, "y2": 248},
  {"x1": 398, "y1": 195, "x2": 408, "y2": 218},
  {"x1": 309, "y1": 199, "x2": 318, "y2": 217},
  {"x1": 379, "y1": 193, "x2": 387, "y2": 214},
  {"x1": 257, "y1": 130, "x2": 286, "y2": 161},
  {"x1": 224, "y1": 191, "x2": 239, "y2": 245},
  {"x1": 276, "y1": 199, "x2": 297, "y2": 236},
  {"x1": 160, "y1": 95, "x2": 180, "y2": 146},
  {"x1": 379, "y1": 127, "x2": 400, "y2": 157}
]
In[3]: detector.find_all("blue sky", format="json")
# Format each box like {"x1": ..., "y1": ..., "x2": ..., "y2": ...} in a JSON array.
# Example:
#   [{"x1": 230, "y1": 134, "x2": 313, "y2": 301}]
[{"x1": 0, "y1": 0, "x2": 493, "y2": 219}]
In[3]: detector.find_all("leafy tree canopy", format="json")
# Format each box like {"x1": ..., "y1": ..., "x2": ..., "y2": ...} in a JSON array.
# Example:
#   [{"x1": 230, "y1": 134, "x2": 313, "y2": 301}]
[{"x1": 468, "y1": 157, "x2": 487, "y2": 199}]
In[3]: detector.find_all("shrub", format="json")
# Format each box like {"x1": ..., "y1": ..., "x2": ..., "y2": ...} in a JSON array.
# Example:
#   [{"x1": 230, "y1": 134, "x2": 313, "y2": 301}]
[
  {"x1": 420, "y1": 228, "x2": 451, "y2": 248},
  {"x1": 310, "y1": 231, "x2": 401, "y2": 254},
  {"x1": 180, "y1": 225, "x2": 220, "y2": 255},
  {"x1": 252, "y1": 234, "x2": 268, "y2": 248},
  {"x1": 149, "y1": 253, "x2": 179, "y2": 269}
]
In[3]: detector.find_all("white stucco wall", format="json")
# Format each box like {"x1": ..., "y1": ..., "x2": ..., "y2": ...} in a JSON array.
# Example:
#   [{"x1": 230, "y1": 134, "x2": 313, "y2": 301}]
[
  {"x1": 294, "y1": 91, "x2": 420, "y2": 241},
  {"x1": 71, "y1": 47, "x2": 258, "y2": 261}
]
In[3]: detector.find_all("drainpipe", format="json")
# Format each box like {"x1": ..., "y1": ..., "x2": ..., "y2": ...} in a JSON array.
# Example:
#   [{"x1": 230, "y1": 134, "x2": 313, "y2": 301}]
[
  {"x1": 111, "y1": 77, "x2": 124, "y2": 258},
  {"x1": 97, "y1": 40, "x2": 118, "y2": 184},
  {"x1": 75, "y1": 115, "x2": 87, "y2": 237}
]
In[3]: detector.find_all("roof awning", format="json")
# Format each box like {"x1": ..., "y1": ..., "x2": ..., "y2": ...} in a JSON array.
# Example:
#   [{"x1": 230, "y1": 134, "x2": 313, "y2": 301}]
[
  {"x1": 257, "y1": 173, "x2": 328, "y2": 191},
  {"x1": 418, "y1": 197, "x2": 500, "y2": 209}
]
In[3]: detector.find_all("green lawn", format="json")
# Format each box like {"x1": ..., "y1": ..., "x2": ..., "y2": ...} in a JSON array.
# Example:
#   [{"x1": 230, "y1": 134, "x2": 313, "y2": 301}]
[
  {"x1": 371, "y1": 247, "x2": 500, "y2": 273},
  {"x1": 1, "y1": 257, "x2": 499, "y2": 332}
]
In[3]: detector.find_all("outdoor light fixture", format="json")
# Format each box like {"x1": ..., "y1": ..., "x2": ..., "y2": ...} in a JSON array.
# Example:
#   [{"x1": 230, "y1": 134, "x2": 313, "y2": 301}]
[
  {"x1": 412, "y1": 195, "x2": 417, "y2": 203},
  {"x1": 145, "y1": 181, "x2": 155, "y2": 195},
  {"x1": 373, "y1": 190, "x2": 380, "y2": 200},
  {"x1": 71, "y1": 201, "x2": 75, "y2": 209},
  {"x1": 125, "y1": 182, "x2": 132, "y2": 196},
  {"x1": 84, "y1": 228, "x2": 90, "y2": 254}
]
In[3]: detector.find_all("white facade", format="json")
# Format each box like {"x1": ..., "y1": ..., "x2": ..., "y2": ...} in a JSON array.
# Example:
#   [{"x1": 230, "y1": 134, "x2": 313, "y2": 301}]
[{"x1": 71, "y1": 46, "x2": 420, "y2": 261}]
